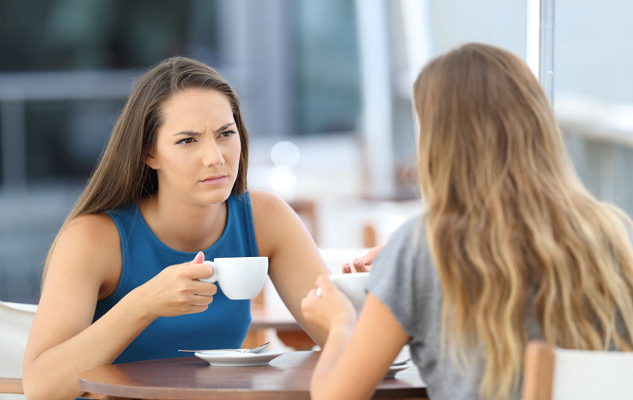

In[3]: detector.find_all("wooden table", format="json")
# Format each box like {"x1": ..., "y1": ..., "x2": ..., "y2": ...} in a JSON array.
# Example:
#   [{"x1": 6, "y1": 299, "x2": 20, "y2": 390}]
[{"x1": 79, "y1": 351, "x2": 427, "y2": 399}]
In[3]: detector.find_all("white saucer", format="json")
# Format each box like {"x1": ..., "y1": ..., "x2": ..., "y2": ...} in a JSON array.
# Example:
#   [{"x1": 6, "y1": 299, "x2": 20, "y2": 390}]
[
  {"x1": 384, "y1": 363, "x2": 412, "y2": 379},
  {"x1": 194, "y1": 349, "x2": 284, "y2": 367}
]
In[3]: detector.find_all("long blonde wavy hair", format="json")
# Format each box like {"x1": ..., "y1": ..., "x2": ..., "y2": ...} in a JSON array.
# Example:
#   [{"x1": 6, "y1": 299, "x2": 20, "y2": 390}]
[{"x1": 414, "y1": 43, "x2": 633, "y2": 400}]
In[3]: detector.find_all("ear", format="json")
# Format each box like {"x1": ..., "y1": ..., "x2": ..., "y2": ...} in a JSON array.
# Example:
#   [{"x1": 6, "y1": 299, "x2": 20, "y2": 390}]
[{"x1": 145, "y1": 152, "x2": 159, "y2": 170}]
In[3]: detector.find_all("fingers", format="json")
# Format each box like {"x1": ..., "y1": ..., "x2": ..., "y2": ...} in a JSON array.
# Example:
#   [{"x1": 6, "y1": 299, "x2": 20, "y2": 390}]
[
  {"x1": 192, "y1": 251, "x2": 205, "y2": 264},
  {"x1": 342, "y1": 259, "x2": 369, "y2": 273},
  {"x1": 301, "y1": 286, "x2": 327, "y2": 325},
  {"x1": 358, "y1": 244, "x2": 384, "y2": 265},
  {"x1": 314, "y1": 274, "x2": 344, "y2": 298},
  {"x1": 192, "y1": 280, "x2": 218, "y2": 297},
  {"x1": 353, "y1": 259, "x2": 370, "y2": 272},
  {"x1": 146, "y1": 257, "x2": 220, "y2": 318},
  {"x1": 315, "y1": 273, "x2": 333, "y2": 289},
  {"x1": 180, "y1": 302, "x2": 213, "y2": 315},
  {"x1": 188, "y1": 261, "x2": 214, "y2": 281},
  {"x1": 176, "y1": 282, "x2": 217, "y2": 314},
  {"x1": 302, "y1": 275, "x2": 357, "y2": 330},
  {"x1": 341, "y1": 244, "x2": 385, "y2": 273},
  {"x1": 308, "y1": 274, "x2": 332, "y2": 298}
]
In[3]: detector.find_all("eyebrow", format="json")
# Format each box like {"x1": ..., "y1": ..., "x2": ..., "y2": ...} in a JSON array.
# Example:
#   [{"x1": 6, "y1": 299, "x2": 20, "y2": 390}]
[{"x1": 172, "y1": 122, "x2": 236, "y2": 137}]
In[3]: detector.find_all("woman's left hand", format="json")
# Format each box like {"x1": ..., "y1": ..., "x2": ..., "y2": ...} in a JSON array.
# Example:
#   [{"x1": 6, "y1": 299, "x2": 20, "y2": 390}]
[
  {"x1": 301, "y1": 274, "x2": 357, "y2": 332},
  {"x1": 342, "y1": 245, "x2": 384, "y2": 273}
]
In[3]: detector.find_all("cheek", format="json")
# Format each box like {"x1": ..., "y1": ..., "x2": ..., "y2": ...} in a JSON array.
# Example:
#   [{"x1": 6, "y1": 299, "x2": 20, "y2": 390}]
[
  {"x1": 159, "y1": 150, "x2": 195, "y2": 175},
  {"x1": 229, "y1": 140, "x2": 242, "y2": 166}
]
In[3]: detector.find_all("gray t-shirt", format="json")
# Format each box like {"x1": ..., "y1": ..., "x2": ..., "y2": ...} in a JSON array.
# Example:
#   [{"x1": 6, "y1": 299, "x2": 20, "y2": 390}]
[{"x1": 366, "y1": 215, "x2": 541, "y2": 400}]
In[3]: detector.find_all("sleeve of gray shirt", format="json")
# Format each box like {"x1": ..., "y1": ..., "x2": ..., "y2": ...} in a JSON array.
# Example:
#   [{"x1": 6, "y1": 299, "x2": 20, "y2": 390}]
[{"x1": 365, "y1": 214, "x2": 441, "y2": 346}]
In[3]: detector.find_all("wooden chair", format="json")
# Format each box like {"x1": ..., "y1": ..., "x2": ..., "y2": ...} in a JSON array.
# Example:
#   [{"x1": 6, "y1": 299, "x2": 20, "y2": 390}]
[{"x1": 522, "y1": 341, "x2": 633, "y2": 400}]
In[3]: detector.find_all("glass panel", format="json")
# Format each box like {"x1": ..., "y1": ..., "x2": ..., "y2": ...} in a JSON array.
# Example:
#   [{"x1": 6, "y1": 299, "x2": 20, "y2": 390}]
[
  {"x1": 553, "y1": 0, "x2": 633, "y2": 216},
  {"x1": 24, "y1": 99, "x2": 124, "y2": 182},
  {"x1": 292, "y1": 0, "x2": 361, "y2": 134},
  {"x1": 0, "y1": 0, "x2": 219, "y2": 71}
]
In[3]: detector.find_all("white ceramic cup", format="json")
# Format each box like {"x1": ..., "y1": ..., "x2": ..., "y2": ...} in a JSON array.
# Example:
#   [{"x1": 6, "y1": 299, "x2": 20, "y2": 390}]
[
  {"x1": 201, "y1": 257, "x2": 268, "y2": 300},
  {"x1": 329, "y1": 272, "x2": 370, "y2": 313}
]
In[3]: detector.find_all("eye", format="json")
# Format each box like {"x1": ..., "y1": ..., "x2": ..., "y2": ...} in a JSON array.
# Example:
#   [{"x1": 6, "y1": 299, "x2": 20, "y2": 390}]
[
  {"x1": 218, "y1": 130, "x2": 237, "y2": 139},
  {"x1": 176, "y1": 137, "x2": 196, "y2": 145}
]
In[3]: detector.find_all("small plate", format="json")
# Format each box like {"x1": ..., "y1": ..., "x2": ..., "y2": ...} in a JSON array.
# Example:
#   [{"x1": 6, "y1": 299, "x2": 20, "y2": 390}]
[
  {"x1": 384, "y1": 363, "x2": 412, "y2": 379},
  {"x1": 195, "y1": 349, "x2": 284, "y2": 367}
]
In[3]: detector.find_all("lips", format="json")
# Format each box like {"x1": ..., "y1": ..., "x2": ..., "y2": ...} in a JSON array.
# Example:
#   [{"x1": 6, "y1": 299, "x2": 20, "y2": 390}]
[{"x1": 200, "y1": 175, "x2": 227, "y2": 185}]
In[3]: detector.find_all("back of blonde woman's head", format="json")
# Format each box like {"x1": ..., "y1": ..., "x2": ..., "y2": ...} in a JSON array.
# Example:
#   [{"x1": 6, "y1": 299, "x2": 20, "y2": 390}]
[{"x1": 414, "y1": 43, "x2": 633, "y2": 400}]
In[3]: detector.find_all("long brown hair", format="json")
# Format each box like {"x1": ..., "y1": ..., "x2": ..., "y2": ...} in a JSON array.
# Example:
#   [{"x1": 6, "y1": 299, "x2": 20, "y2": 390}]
[
  {"x1": 44, "y1": 57, "x2": 250, "y2": 277},
  {"x1": 414, "y1": 43, "x2": 633, "y2": 400}
]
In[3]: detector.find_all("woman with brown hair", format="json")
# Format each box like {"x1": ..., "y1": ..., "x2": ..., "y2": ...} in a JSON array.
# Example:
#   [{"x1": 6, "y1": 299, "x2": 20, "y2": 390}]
[
  {"x1": 302, "y1": 43, "x2": 633, "y2": 400},
  {"x1": 22, "y1": 57, "x2": 329, "y2": 400}
]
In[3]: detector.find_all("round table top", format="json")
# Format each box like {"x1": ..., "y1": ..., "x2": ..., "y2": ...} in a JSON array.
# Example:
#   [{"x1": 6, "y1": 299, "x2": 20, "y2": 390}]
[{"x1": 79, "y1": 351, "x2": 427, "y2": 400}]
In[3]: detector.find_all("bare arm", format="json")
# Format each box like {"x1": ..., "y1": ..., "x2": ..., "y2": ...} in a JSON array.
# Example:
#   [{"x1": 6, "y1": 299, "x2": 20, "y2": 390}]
[
  {"x1": 301, "y1": 275, "x2": 410, "y2": 400},
  {"x1": 22, "y1": 215, "x2": 217, "y2": 400},
  {"x1": 251, "y1": 191, "x2": 330, "y2": 347}
]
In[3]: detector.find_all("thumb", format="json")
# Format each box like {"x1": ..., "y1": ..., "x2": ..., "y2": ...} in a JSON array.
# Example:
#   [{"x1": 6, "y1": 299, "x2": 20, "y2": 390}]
[
  {"x1": 315, "y1": 274, "x2": 335, "y2": 293},
  {"x1": 358, "y1": 244, "x2": 384, "y2": 265},
  {"x1": 192, "y1": 251, "x2": 205, "y2": 264}
]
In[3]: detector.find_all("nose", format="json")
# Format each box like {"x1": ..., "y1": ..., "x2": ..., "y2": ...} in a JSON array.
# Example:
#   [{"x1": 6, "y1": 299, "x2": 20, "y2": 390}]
[{"x1": 202, "y1": 139, "x2": 225, "y2": 167}]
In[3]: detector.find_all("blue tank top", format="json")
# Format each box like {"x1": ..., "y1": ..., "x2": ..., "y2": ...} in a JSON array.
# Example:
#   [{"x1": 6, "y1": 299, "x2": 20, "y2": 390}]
[{"x1": 93, "y1": 192, "x2": 259, "y2": 364}]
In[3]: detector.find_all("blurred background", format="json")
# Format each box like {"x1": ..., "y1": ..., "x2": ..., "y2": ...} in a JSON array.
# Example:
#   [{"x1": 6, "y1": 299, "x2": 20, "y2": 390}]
[{"x1": 0, "y1": 0, "x2": 632, "y2": 304}]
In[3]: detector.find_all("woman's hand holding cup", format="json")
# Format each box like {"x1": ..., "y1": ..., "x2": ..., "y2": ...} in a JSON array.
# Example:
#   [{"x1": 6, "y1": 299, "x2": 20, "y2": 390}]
[
  {"x1": 302, "y1": 274, "x2": 357, "y2": 332},
  {"x1": 134, "y1": 251, "x2": 217, "y2": 319}
]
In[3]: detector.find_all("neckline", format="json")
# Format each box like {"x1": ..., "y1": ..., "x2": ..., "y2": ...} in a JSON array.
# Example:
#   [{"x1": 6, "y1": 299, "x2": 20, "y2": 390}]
[{"x1": 133, "y1": 196, "x2": 233, "y2": 256}]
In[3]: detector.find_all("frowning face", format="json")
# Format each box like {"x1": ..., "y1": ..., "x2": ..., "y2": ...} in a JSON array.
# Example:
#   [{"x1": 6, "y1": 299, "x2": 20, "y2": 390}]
[{"x1": 146, "y1": 88, "x2": 241, "y2": 206}]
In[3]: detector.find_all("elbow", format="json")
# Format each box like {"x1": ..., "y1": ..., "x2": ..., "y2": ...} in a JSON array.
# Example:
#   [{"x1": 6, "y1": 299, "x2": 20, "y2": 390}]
[
  {"x1": 310, "y1": 372, "x2": 328, "y2": 400},
  {"x1": 23, "y1": 381, "x2": 73, "y2": 400},
  {"x1": 310, "y1": 382, "x2": 326, "y2": 400},
  {"x1": 22, "y1": 365, "x2": 73, "y2": 400},
  {"x1": 22, "y1": 357, "x2": 42, "y2": 400},
  {"x1": 22, "y1": 370, "x2": 46, "y2": 400},
  {"x1": 310, "y1": 376, "x2": 369, "y2": 400},
  {"x1": 310, "y1": 384, "x2": 345, "y2": 400},
  {"x1": 22, "y1": 376, "x2": 45, "y2": 400},
  {"x1": 310, "y1": 378, "x2": 337, "y2": 400}
]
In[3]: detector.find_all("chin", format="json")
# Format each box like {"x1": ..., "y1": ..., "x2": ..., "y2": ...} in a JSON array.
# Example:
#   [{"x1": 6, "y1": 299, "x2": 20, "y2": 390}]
[{"x1": 200, "y1": 188, "x2": 233, "y2": 205}]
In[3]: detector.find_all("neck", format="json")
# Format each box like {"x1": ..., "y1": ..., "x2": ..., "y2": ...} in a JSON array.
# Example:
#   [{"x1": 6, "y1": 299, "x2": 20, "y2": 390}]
[{"x1": 139, "y1": 196, "x2": 228, "y2": 253}]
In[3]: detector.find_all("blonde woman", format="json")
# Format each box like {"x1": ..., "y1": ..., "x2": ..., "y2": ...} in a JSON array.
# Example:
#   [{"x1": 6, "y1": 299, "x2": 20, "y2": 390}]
[
  {"x1": 302, "y1": 43, "x2": 633, "y2": 400},
  {"x1": 23, "y1": 57, "x2": 329, "y2": 400}
]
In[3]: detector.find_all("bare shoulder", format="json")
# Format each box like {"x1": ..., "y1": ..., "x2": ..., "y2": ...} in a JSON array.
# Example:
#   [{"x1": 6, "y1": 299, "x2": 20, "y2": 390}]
[
  {"x1": 249, "y1": 190, "x2": 298, "y2": 228},
  {"x1": 58, "y1": 213, "x2": 120, "y2": 257},
  {"x1": 249, "y1": 190, "x2": 301, "y2": 255},
  {"x1": 62, "y1": 212, "x2": 118, "y2": 237},
  {"x1": 50, "y1": 213, "x2": 121, "y2": 297},
  {"x1": 249, "y1": 189, "x2": 290, "y2": 213}
]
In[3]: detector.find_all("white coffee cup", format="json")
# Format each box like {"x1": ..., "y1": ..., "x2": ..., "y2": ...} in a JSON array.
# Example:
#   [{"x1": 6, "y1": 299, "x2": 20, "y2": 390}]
[
  {"x1": 329, "y1": 272, "x2": 370, "y2": 313},
  {"x1": 201, "y1": 257, "x2": 268, "y2": 300}
]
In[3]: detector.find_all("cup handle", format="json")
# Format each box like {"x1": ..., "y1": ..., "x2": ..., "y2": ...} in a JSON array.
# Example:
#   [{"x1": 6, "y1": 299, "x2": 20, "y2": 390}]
[{"x1": 201, "y1": 261, "x2": 218, "y2": 283}]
